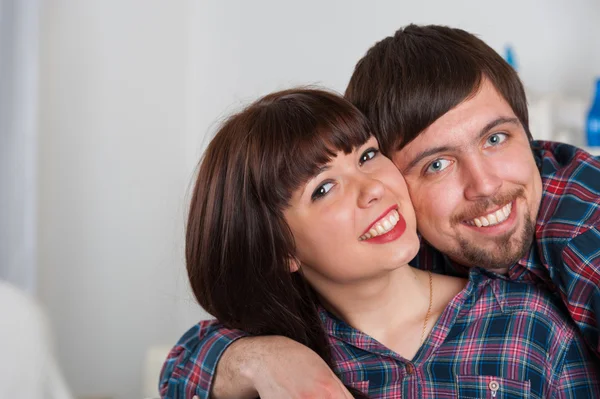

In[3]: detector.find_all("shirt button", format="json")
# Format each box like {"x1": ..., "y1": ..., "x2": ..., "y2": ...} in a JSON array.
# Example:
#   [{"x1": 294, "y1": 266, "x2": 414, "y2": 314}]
[
  {"x1": 489, "y1": 380, "x2": 500, "y2": 397},
  {"x1": 406, "y1": 363, "x2": 415, "y2": 375}
]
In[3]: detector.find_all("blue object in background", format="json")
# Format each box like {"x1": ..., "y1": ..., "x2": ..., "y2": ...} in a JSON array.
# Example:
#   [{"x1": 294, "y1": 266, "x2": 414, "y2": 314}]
[
  {"x1": 587, "y1": 78, "x2": 600, "y2": 147},
  {"x1": 504, "y1": 45, "x2": 518, "y2": 72}
]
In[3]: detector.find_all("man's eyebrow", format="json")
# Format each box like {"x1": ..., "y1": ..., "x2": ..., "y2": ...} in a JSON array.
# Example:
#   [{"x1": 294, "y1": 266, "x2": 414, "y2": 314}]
[
  {"x1": 402, "y1": 116, "x2": 520, "y2": 173},
  {"x1": 403, "y1": 145, "x2": 456, "y2": 173},
  {"x1": 477, "y1": 116, "x2": 520, "y2": 140}
]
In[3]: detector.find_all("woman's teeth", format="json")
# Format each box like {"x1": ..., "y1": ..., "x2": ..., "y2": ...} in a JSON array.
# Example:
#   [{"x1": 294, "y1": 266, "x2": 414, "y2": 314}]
[
  {"x1": 466, "y1": 202, "x2": 512, "y2": 227},
  {"x1": 359, "y1": 209, "x2": 400, "y2": 241}
]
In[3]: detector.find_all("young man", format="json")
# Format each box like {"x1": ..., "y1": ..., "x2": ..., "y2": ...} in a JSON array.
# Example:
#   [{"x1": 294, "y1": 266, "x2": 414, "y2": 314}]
[{"x1": 160, "y1": 25, "x2": 600, "y2": 398}]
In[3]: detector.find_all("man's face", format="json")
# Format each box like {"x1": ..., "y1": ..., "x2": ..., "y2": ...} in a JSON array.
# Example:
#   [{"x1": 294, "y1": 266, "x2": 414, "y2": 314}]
[{"x1": 392, "y1": 79, "x2": 543, "y2": 272}]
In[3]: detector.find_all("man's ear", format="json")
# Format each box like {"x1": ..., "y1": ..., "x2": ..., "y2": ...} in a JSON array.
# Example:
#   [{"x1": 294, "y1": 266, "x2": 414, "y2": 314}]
[{"x1": 288, "y1": 257, "x2": 300, "y2": 273}]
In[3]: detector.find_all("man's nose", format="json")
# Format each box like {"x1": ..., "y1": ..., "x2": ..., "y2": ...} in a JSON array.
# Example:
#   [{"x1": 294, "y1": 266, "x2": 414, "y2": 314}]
[{"x1": 462, "y1": 158, "x2": 502, "y2": 200}]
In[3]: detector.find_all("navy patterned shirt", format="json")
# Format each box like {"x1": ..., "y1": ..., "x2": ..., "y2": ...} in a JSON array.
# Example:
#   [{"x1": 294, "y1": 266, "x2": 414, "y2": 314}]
[{"x1": 160, "y1": 141, "x2": 600, "y2": 398}]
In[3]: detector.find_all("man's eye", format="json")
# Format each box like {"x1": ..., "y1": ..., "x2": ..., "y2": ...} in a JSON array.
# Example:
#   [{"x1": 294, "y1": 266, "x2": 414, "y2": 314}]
[
  {"x1": 359, "y1": 148, "x2": 379, "y2": 165},
  {"x1": 425, "y1": 159, "x2": 452, "y2": 174},
  {"x1": 484, "y1": 133, "x2": 508, "y2": 148},
  {"x1": 311, "y1": 182, "x2": 334, "y2": 201}
]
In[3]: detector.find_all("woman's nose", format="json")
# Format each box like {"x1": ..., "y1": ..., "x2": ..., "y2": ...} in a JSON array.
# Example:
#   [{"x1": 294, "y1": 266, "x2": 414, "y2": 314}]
[{"x1": 357, "y1": 176, "x2": 385, "y2": 208}]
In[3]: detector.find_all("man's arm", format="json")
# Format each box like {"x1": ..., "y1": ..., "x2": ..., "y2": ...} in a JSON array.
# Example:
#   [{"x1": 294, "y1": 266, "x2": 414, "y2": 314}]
[
  {"x1": 212, "y1": 336, "x2": 352, "y2": 399},
  {"x1": 559, "y1": 226, "x2": 600, "y2": 356},
  {"x1": 552, "y1": 332, "x2": 600, "y2": 398},
  {"x1": 159, "y1": 320, "x2": 246, "y2": 398},
  {"x1": 160, "y1": 321, "x2": 351, "y2": 399}
]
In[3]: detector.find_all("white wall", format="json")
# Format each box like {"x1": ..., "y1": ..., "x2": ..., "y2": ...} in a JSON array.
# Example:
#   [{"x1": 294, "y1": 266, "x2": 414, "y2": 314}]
[
  {"x1": 38, "y1": 1, "x2": 203, "y2": 398},
  {"x1": 36, "y1": 1, "x2": 600, "y2": 399},
  {"x1": 186, "y1": 0, "x2": 600, "y2": 161}
]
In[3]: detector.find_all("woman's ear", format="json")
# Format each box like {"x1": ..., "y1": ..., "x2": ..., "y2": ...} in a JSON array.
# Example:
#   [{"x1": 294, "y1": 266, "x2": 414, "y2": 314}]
[{"x1": 288, "y1": 257, "x2": 300, "y2": 273}]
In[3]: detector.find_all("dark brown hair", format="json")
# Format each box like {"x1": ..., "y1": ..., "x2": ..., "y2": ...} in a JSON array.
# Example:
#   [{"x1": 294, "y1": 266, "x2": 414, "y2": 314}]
[
  {"x1": 186, "y1": 88, "x2": 371, "y2": 398},
  {"x1": 345, "y1": 24, "x2": 531, "y2": 155}
]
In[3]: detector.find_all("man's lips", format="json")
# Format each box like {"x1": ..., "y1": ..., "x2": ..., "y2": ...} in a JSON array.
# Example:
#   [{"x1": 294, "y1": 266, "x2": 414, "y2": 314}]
[
  {"x1": 453, "y1": 189, "x2": 525, "y2": 225},
  {"x1": 463, "y1": 202, "x2": 513, "y2": 227},
  {"x1": 460, "y1": 200, "x2": 519, "y2": 235}
]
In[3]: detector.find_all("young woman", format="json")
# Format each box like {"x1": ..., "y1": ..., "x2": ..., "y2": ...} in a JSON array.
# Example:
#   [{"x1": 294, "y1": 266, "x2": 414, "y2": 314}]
[{"x1": 161, "y1": 88, "x2": 599, "y2": 398}]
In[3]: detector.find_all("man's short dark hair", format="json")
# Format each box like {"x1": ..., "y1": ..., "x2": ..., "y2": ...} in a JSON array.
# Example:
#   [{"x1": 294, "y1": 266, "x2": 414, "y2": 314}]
[{"x1": 345, "y1": 24, "x2": 531, "y2": 155}]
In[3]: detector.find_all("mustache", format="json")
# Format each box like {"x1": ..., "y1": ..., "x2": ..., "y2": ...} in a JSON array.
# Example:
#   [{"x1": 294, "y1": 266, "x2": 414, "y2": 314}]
[{"x1": 451, "y1": 188, "x2": 525, "y2": 225}]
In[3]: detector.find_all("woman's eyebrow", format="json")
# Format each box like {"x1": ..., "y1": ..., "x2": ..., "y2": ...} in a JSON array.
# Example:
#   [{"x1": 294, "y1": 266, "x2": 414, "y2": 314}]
[{"x1": 299, "y1": 165, "x2": 331, "y2": 198}]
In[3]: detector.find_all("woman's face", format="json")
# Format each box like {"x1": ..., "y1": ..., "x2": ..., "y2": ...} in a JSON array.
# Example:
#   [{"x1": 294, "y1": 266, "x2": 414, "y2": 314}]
[{"x1": 284, "y1": 137, "x2": 420, "y2": 285}]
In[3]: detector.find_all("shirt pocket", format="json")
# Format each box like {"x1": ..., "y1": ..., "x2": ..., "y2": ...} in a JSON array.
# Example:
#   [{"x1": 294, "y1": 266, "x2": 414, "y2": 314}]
[{"x1": 456, "y1": 375, "x2": 530, "y2": 399}]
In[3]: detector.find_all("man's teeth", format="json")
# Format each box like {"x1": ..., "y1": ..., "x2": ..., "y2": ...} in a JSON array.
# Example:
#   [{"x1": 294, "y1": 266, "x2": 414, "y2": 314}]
[
  {"x1": 467, "y1": 202, "x2": 512, "y2": 227},
  {"x1": 359, "y1": 209, "x2": 400, "y2": 241}
]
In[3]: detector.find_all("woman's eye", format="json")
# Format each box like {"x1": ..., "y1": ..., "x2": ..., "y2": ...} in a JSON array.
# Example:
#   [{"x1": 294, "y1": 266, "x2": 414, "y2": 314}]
[
  {"x1": 359, "y1": 148, "x2": 379, "y2": 165},
  {"x1": 425, "y1": 159, "x2": 452, "y2": 174},
  {"x1": 311, "y1": 182, "x2": 334, "y2": 201},
  {"x1": 484, "y1": 133, "x2": 507, "y2": 148}
]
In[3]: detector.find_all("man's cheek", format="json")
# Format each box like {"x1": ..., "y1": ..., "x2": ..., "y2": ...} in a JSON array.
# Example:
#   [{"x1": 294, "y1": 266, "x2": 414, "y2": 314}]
[
  {"x1": 404, "y1": 178, "x2": 422, "y2": 203},
  {"x1": 413, "y1": 206, "x2": 433, "y2": 232},
  {"x1": 418, "y1": 197, "x2": 453, "y2": 232}
]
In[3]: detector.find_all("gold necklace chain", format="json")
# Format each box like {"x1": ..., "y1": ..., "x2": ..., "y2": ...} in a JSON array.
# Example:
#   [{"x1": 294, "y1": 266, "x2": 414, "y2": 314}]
[{"x1": 420, "y1": 271, "x2": 433, "y2": 345}]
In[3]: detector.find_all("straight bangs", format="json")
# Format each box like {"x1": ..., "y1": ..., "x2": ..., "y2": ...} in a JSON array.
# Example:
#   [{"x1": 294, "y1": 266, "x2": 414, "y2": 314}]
[
  {"x1": 246, "y1": 88, "x2": 372, "y2": 210},
  {"x1": 345, "y1": 24, "x2": 530, "y2": 155},
  {"x1": 187, "y1": 87, "x2": 373, "y2": 398},
  {"x1": 186, "y1": 88, "x2": 371, "y2": 329}
]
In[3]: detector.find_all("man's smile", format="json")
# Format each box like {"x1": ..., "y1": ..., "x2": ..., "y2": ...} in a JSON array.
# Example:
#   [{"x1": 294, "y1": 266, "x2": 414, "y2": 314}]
[{"x1": 464, "y1": 202, "x2": 512, "y2": 227}]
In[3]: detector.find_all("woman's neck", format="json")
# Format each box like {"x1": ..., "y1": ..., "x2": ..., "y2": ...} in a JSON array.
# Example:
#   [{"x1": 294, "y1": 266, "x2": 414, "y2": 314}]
[{"x1": 309, "y1": 265, "x2": 434, "y2": 358}]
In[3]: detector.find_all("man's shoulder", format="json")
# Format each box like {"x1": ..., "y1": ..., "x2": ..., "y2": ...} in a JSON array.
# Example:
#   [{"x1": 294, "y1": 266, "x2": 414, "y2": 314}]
[
  {"x1": 159, "y1": 319, "x2": 247, "y2": 398},
  {"x1": 535, "y1": 141, "x2": 600, "y2": 188},
  {"x1": 535, "y1": 141, "x2": 600, "y2": 234},
  {"x1": 159, "y1": 320, "x2": 219, "y2": 383}
]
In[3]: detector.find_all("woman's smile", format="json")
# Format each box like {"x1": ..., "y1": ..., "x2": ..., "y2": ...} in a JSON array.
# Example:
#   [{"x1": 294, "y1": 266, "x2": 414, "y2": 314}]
[{"x1": 359, "y1": 206, "x2": 407, "y2": 243}]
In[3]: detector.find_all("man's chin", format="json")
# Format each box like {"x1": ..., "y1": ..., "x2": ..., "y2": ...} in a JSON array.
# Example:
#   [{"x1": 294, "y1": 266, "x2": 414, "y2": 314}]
[
  {"x1": 455, "y1": 230, "x2": 534, "y2": 272},
  {"x1": 449, "y1": 249, "x2": 517, "y2": 274},
  {"x1": 464, "y1": 250, "x2": 521, "y2": 273}
]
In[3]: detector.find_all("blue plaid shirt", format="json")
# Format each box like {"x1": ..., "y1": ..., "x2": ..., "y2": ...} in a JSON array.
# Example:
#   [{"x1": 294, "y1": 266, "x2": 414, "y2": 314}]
[{"x1": 160, "y1": 141, "x2": 600, "y2": 398}]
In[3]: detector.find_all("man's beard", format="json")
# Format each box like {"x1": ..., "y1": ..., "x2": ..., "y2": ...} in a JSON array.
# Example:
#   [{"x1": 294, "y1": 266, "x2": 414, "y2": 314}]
[
  {"x1": 447, "y1": 188, "x2": 536, "y2": 272},
  {"x1": 450, "y1": 215, "x2": 535, "y2": 272}
]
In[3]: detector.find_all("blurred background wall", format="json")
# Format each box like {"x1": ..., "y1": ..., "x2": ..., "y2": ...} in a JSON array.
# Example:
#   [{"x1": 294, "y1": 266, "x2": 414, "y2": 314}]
[
  {"x1": 37, "y1": 1, "x2": 195, "y2": 398},
  {"x1": 1, "y1": 0, "x2": 599, "y2": 398}
]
